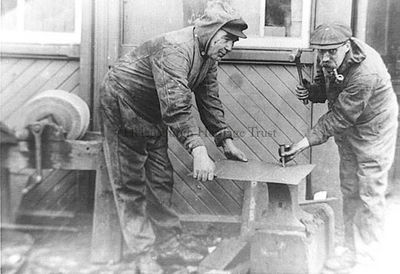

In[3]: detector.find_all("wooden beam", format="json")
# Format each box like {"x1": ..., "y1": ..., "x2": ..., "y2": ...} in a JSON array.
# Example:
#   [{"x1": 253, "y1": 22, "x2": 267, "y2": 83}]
[
  {"x1": 93, "y1": 0, "x2": 121, "y2": 130},
  {"x1": 1, "y1": 223, "x2": 79, "y2": 232},
  {"x1": 120, "y1": 46, "x2": 315, "y2": 65},
  {"x1": 91, "y1": 150, "x2": 122, "y2": 263},
  {"x1": 240, "y1": 181, "x2": 258, "y2": 236},
  {"x1": 223, "y1": 48, "x2": 315, "y2": 64},
  {"x1": 4, "y1": 139, "x2": 102, "y2": 172},
  {"x1": 1, "y1": 168, "x2": 11, "y2": 223},
  {"x1": 179, "y1": 214, "x2": 240, "y2": 223},
  {"x1": 0, "y1": 43, "x2": 80, "y2": 59},
  {"x1": 93, "y1": 0, "x2": 109, "y2": 131},
  {"x1": 17, "y1": 209, "x2": 75, "y2": 219},
  {"x1": 79, "y1": 0, "x2": 95, "y2": 112}
]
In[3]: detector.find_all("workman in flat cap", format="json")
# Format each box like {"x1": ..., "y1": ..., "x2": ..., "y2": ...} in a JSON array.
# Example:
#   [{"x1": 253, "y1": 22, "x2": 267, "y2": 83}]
[
  {"x1": 99, "y1": 1, "x2": 247, "y2": 273},
  {"x1": 280, "y1": 23, "x2": 398, "y2": 273}
]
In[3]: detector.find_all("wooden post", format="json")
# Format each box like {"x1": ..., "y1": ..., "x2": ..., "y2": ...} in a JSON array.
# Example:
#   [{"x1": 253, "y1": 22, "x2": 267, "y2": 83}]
[
  {"x1": 79, "y1": 0, "x2": 94, "y2": 109},
  {"x1": 1, "y1": 168, "x2": 11, "y2": 224},
  {"x1": 240, "y1": 181, "x2": 259, "y2": 236},
  {"x1": 93, "y1": 0, "x2": 121, "y2": 130},
  {"x1": 91, "y1": 151, "x2": 122, "y2": 263}
]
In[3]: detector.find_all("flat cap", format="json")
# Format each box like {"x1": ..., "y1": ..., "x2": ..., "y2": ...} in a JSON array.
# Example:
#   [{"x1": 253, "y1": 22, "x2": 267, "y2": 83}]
[
  {"x1": 310, "y1": 23, "x2": 352, "y2": 49},
  {"x1": 221, "y1": 19, "x2": 248, "y2": 38}
]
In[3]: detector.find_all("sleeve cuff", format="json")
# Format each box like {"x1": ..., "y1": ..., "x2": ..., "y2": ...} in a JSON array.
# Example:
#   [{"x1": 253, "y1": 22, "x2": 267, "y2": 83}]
[
  {"x1": 214, "y1": 129, "x2": 233, "y2": 147},
  {"x1": 184, "y1": 135, "x2": 205, "y2": 153},
  {"x1": 305, "y1": 130, "x2": 326, "y2": 146}
]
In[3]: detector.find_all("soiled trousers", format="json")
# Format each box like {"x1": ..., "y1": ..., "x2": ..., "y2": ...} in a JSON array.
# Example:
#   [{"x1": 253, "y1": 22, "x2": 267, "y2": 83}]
[
  {"x1": 334, "y1": 100, "x2": 398, "y2": 262},
  {"x1": 99, "y1": 80, "x2": 182, "y2": 255}
]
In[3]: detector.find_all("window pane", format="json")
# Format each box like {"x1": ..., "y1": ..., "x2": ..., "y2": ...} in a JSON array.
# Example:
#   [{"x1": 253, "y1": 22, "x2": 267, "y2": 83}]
[
  {"x1": 231, "y1": 0, "x2": 303, "y2": 38},
  {"x1": 1, "y1": 0, "x2": 17, "y2": 31},
  {"x1": 123, "y1": 0, "x2": 209, "y2": 45},
  {"x1": 121, "y1": 0, "x2": 309, "y2": 48},
  {"x1": 124, "y1": 0, "x2": 179, "y2": 45},
  {"x1": 230, "y1": 0, "x2": 261, "y2": 37},
  {"x1": 265, "y1": 0, "x2": 302, "y2": 37},
  {"x1": 24, "y1": 0, "x2": 75, "y2": 32}
]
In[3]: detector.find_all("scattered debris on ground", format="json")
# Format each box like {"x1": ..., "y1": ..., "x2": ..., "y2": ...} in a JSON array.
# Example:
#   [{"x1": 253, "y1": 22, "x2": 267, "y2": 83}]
[{"x1": 1, "y1": 226, "x2": 225, "y2": 274}]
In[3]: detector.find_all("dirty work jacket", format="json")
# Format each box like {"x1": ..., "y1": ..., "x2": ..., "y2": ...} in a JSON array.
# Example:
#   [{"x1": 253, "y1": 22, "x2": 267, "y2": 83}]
[
  {"x1": 105, "y1": 26, "x2": 233, "y2": 153},
  {"x1": 306, "y1": 38, "x2": 398, "y2": 146}
]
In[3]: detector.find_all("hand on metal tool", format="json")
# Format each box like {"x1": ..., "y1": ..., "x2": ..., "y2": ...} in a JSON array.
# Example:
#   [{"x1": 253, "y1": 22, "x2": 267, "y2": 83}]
[
  {"x1": 192, "y1": 146, "x2": 216, "y2": 181},
  {"x1": 222, "y1": 138, "x2": 248, "y2": 162},
  {"x1": 295, "y1": 79, "x2": 310, "y2": 101},
  {"x1": 279, "y1": 137, "x2": 310, "y2": 163}
]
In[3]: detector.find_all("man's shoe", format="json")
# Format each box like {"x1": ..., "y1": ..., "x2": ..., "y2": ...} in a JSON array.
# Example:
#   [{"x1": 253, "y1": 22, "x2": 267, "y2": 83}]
[
  {"x1": 137, "y1": 253, "x2": 164, "y2": 274},
  {"x1": 157, "y1": 236, "x2": 204, "y2": 264},
  {"x1": 324, "y1": 247, "x2": 356, "y2": 272},
  {"x1": 178, "y1": 234, "x2": 208, "y2": 254}
]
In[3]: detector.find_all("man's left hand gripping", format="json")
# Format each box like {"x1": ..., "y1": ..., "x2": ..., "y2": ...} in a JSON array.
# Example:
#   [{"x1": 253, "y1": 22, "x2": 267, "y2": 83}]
[{"x1": 222, "y1": 138, "x2": 248, "y2": 162}]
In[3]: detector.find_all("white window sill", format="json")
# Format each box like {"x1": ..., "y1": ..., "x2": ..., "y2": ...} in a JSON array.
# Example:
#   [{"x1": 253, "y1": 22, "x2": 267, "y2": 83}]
[
  {"x1": 0, "y1": 43, "x2": 80, "y2": 59},
  {"x1": 221, "y1": 48, "x2": 315, "y2": 64}
]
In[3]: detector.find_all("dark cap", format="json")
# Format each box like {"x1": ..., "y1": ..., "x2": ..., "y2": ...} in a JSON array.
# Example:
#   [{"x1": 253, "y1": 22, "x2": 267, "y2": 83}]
[
  {"x1": 310, "y1": 23, "x2": 352, "y2": 49},
  {"x1": 221, "y1": 19, "x2": 248, "y2": 39}
]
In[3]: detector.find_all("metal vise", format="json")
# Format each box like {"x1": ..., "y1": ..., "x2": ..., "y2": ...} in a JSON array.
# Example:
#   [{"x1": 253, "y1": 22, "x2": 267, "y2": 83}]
[{"x1": 17, "y1": 90, "x2": 90, "y2": 194}]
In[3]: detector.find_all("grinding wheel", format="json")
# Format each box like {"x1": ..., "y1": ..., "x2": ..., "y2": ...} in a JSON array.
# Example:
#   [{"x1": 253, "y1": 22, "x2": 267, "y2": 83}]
[{"x1": 21, "y1": 90, "x2": 90, "y2": 140}]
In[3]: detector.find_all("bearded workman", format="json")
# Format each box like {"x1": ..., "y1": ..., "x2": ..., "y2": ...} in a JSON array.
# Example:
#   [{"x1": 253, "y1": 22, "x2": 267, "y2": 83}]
[{"x1": 281, "y1": 23, "x2": 398, "y2": 273}]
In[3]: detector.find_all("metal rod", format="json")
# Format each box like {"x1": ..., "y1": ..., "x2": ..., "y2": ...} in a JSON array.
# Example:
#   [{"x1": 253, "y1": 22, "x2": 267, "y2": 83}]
[
  {"x1": 22, "y1": 122, "x2": 46, "y2": 194},
  {"x1": 32, "y1": 123, "x2": 44, "y2": 183},
  {"x1": 279, "y1": 145, "x2": 286, "y2": 167}
]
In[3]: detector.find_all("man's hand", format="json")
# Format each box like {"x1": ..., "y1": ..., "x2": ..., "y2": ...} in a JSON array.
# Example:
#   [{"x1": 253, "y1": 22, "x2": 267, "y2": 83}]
[
  {"x1": 295, "y1": 79, "x2": 311, "y2": 101},
  {"x1": 279, "y1": 137, "x2": 310, "y2": 163},
  {"x1": 192, "y1": 146, "x2": 215, "y2": 181},
  {"x1": 222, "y1": 138, "x2": 248, "y2": 162}
]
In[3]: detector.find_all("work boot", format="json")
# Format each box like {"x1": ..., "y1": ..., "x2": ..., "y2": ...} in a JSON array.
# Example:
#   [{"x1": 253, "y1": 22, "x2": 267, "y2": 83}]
[
  {"x1": 156, "y1": 236, "x2": 204, "y2": 264},
  {"x1": 136, "y1": 252, "x2": 164, "y2": 274},
  {"x1": 178, "y1": 233, "x2": 208, "y2": 254},
  {"x1": 323, "y1": 247, "x2": 356, "y2": 273}
]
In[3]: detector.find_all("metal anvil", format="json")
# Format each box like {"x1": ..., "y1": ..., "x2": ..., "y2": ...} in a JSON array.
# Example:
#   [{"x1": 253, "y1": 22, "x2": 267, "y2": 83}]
[{"x1": 199, "y1": 160, "x2": 334, "y2": 274}]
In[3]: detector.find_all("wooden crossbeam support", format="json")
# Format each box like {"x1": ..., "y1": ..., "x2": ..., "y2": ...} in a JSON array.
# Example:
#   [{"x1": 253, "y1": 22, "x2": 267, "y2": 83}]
[
  {"x1": 4, "y1": 138, "x2": 102, "y2": 172},
  {"x1": 91, "y1": 151, "x2": 123, "y2": 263}
]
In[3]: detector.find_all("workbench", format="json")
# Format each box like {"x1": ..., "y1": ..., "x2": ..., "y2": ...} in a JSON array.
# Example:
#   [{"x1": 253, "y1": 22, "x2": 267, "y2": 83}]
[{"x1": 1, "y1": 130, "x2": 123, "y2": 263}]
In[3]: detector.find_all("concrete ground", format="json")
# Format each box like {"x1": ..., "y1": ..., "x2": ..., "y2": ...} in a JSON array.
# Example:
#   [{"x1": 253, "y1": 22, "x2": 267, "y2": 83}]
[
  {"x1": 2, "y1": 188, "x2": 400, "y2": 274},
  {"x1": 1, "y1": 220, "x2": 217, "y2": 274},
  {"x1": 373, "y1": 193, "x2": 400, "y2": 274}
]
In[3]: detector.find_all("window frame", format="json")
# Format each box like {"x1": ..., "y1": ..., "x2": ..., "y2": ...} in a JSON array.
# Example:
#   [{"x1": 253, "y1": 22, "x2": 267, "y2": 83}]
[
  {"x1": 0, "y1": 0, "x2": 82, "y2": 58},
  {"x1": 234, "y1": 0, "x2": 313, "y2": 50}
]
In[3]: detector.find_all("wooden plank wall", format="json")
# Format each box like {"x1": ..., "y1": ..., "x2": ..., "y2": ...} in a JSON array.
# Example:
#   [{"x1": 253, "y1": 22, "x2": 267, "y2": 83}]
[
  {"x1": 0, "y1": 57, "x2": 83, "y2": 224},
  {"x1": 0, "y1": 58, "x2": 80, "y2": 127},
  {"x1": 0, "y1": 57, "x2": 312, "y2": 219},
  {"x1": 170, "y1": 63, "x2": 312, "y2": 215}
]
